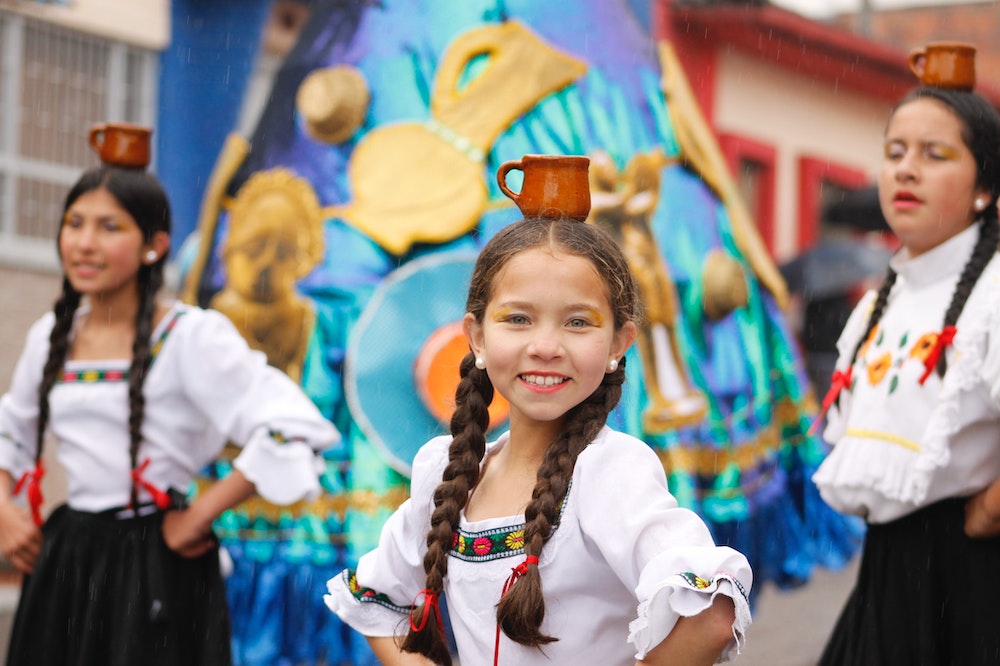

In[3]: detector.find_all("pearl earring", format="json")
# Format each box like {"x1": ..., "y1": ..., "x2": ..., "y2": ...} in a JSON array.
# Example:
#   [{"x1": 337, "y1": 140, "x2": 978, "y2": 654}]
[
  {"x1": 145, "y1": 250, "x2": 158, "y2": 263},
  {"x1": 975, "y1": 197, "x2": 988, "y2": 212},
  {"x1": 475, "y1": 357, "x2": 486, "y2": 370},
  {"x1": 607, "y1": 358, "x2": 618, "y2": 373}
]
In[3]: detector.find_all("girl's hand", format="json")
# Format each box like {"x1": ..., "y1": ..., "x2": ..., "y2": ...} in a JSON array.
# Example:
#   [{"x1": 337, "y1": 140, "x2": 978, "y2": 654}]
[
  {"x1": 0, "y1": 501, "x2": 42, "y2": 574},
  {"x1": 964, "y1": 489, "x2": 1000, "y2": 539},
  {"x1": 161, "y1": 508, "x2": 217, "y2": 559}
]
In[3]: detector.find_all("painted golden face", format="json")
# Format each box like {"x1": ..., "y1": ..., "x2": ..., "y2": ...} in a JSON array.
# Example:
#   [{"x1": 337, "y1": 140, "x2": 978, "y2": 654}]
[{"x1": 224, "y1": 193, "x2": 303, "y2": 302}]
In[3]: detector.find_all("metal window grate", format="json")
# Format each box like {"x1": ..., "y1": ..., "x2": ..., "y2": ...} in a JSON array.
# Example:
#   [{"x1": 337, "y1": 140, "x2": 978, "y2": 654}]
[{"x1": 0, "y1": 9, "x2": 157, "y2": 269}]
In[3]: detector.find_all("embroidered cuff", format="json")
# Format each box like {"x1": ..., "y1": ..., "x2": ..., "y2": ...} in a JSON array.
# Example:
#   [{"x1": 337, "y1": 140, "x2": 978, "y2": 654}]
[{"x1": 324, "y1": 568, "x2": 410, "y2": 638}]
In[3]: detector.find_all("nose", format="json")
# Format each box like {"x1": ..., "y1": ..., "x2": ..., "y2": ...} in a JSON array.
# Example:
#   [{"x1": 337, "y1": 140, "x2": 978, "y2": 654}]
[
  {"x1": 527, "y1": 325, "x2": 564, "y2": 360},
  {"x1": 893, "y1": 150, "x2": 919, "y2": 182}
]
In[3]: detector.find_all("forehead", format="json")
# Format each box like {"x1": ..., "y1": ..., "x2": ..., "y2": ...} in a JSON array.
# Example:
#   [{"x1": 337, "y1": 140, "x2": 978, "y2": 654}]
[
  {"x1": 491, "y1": 247, "x2": 608, "y2": 302},
  {"x1": 887, "y1": 97, "x2": 967, "y2": 143},
  {"x1": 67, "y1": 187, "x2": 130, "y2": 215}
]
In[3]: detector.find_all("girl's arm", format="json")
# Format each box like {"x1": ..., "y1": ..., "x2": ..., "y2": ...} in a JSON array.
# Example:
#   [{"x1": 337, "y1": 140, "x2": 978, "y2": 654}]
[
  {"x1": 964, "y1": 477, "x2": 1000, "y2": 538},
  {"x1": 637, "y1": 595, "x2": 736, "y2": 666},
  {"x1": 0, "y1": 469, "x2": 42, "y2": 574},
  {"x1": 366, "y1": 637, "x2": 436, "y2": 665},
  {"x1": 161, "y1": 468, "x2": 256, "y2": 558}
]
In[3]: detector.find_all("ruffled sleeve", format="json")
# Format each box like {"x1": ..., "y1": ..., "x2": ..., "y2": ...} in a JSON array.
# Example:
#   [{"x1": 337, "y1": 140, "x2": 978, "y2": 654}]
[
  {"x1": 0, "y1": 314, "x2": 54, "y2": 478},
  {"x1": 173, "y1": 307, "x2": 339, "y2": 504},
  {"x1": 324, "y1": 436, "x2": 451, "y2": 636},
  {"x1": 576, "y1": 429, "x2": 752, "y2": 662}
]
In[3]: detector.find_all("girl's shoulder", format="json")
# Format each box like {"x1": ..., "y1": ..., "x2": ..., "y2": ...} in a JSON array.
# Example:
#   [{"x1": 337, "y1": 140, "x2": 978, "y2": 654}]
[{"x1": 578, "y1": 427, "x2": 664, "y2": 475}]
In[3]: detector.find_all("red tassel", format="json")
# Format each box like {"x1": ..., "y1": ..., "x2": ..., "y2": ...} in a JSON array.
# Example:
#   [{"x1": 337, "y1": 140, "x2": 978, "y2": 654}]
[
  {"x1": 494, "y1": 555, "x2": 540, "y2": 665},
  {"x1": 130, "y1": 458, "x2": 172, "y2": 510},
  {"x1": 13, "y1": 459, "x2": 45, "y2": 527},
  {"x1": 918, "y1": 326, "x2": 957, "y2": 385},
  {"x1": 808, "y1": 366, "x2": 853, "y2": 435}
]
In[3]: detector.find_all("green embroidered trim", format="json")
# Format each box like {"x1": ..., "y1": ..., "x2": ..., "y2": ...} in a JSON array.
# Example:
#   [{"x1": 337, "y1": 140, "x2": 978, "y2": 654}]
[
  {"x1": 450, "y1": 481, "x2": 570, "y2": 562},
  {"x1": 58, "y1": 310, "x2": 186, "y2": 383},
  {"x1": 344, "y1": 569, "x2": 411, "y2": 613}
]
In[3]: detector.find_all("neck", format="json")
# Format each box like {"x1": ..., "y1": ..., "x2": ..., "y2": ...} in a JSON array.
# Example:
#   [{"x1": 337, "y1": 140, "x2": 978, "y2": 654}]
[{"x1": 84, "y1": 292, "x2": 142, "y2": 327}]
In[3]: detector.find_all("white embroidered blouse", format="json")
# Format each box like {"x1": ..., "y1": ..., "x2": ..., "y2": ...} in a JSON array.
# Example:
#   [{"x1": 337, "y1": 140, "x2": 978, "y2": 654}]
[
  {"x1": 813, "y1": 224, "x2": 1000, "y2": 524},
  {"x1": 0, "y1": 301, "x2": 338, "y2": 512},
  {"x1": 324, "y1": 427, "x2": 752, "y2": 664}
]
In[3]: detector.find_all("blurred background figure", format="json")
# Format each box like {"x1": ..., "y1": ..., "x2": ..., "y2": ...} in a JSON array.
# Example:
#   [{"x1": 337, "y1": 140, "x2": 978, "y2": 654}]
[{"x1": 781, "y1": 186, "x2": 895, "y2": 400}]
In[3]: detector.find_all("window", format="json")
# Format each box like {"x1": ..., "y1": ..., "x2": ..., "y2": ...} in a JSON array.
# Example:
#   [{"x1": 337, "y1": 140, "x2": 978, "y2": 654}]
[
  {"x1": 720, "y1": 133, "x2": 776, "y2": 254},
  {"x1": 797, "y1": 156, "x2": 868, "y2": 251},
  {"x1": 0, "y1": 10, "x2": 158, "y2": 269}
]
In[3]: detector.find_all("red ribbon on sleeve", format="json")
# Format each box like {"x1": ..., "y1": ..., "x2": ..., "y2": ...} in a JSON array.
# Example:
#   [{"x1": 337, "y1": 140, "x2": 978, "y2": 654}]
[
  {"x1": 130, "y1": 458, "x2": 172, "y2": 510},
  {"x1": 807, "y1": 366, "x2": 853, "y2": 436},
  {"x1": 918, "y1": 326, "x2": 957, "y2": 385},
  {"x1": 13, "y1": 459, "x2": 45, "y2": 527}
]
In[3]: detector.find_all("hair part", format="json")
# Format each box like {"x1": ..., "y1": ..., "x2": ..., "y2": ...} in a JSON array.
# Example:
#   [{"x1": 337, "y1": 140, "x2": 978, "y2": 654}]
[
  {"x1": 36, "y1": 166, "x2": 171, "y2": 505},
  {"x1": 401, "y1": 218, "x2": 639, "y2": 661}
]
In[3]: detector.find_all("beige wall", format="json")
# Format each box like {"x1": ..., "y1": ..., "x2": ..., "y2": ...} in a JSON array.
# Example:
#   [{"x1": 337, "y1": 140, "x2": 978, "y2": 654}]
[
  {"x1": 713, "y1": 50, "x2": 893, "y2": 261},
  {"x1": 4, "y1": 0, "x2": 169, "y2": 49}
]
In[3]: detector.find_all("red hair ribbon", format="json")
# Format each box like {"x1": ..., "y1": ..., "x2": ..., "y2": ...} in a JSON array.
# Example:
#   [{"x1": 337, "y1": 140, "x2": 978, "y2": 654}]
[
  {"x1": 13, "y1": 459, "x2": 45, "y2": 527},
  {"x1": 409, "y1": 588, "x2": 444, "y2": 634},
  {"x1": 807, "y1": 366, "x2": 853, "y2": 435},
  {"x1": 918, "y1": 326, "x2": 957, "y2": 385},
  {"x1": 130, "y1": 458, "x2": 172, "y2": 510},
  {"x1": 494, "y1": 555, "x2": 540, "y2": 665}
]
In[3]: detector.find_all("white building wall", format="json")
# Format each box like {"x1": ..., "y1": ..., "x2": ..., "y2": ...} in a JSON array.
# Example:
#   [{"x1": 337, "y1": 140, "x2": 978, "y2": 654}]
[
  {"x1": 4, "y1": 0, "x2": 169, "y2": 49},
  {"x1": 713, "y1": 50, "x2": 892, "y2": 260}
]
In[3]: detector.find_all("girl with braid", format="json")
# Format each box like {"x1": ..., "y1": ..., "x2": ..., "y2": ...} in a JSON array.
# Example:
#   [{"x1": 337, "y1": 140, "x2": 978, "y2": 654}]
[
  {"x1": 813, "y1": 82, "x2": 1000, "y2": 664},
  {"x1": 0, "y1": 164, "x2": 339, "y2": 665},
  {"x1": 325, "y1": 216, "x2": 752, "y2": 665}
]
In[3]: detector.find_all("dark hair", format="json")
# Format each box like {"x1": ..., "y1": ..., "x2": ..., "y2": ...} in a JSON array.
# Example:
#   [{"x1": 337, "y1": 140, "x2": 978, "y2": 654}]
[
  {"x1": 845, "y1": 87, "x2": 1000, "y2": 377},
  {"x1": 400, "y1": 217, "x2": 640, "y2": 664},
  {"x1": 37, "y1": 166, "x2": 171, "y2": 507}
]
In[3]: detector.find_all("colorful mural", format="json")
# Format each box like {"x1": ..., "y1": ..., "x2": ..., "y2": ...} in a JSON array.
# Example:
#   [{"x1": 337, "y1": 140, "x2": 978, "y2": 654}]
[{"x1": 179, "y1": 1, "x2": 863, "y2": 663}]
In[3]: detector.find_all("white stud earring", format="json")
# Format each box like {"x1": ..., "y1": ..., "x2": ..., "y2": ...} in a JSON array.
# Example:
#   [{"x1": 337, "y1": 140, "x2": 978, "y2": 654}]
[
  {"x1": 475, "y1": 357, "x2": 486, "y2": 370},
  {"x1": 145, "y1": 250, "x2": 158, "y2": 263},
  {"x1": 607, "y1": 358, "x2": 618, "y2": 373},
  {"x1": 975, "y1": 197, "x2": 989, "y2": 212}
]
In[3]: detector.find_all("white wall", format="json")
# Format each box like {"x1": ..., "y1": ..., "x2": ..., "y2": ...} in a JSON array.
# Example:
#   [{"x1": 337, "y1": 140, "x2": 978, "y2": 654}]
[
  {"x1": 713, "y1": 50, "x2": 892, "y2": 260},
  {"x1": 4, "y1": 0, "x2": 169, "y2": 50}
]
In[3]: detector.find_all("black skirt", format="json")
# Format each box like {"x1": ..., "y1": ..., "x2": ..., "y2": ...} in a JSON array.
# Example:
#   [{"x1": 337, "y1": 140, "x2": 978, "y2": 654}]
[
  {"x1": 820, "y1": 497, "x2": 1000, "y2": 666},
  {"x1": 6, "y1": 504, "x2": 231, "y2": 666}
]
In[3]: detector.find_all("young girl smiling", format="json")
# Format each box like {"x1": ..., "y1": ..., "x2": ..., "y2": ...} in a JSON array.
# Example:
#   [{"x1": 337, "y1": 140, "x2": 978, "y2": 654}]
[{"x1": 326, "y1": 216, "x2": 752, "y2": 665}]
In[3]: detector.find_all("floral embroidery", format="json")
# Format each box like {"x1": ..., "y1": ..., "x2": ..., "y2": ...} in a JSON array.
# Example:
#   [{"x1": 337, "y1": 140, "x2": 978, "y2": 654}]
[
  {"x1": 58, "y1": 310, "x2": 186, "y2": 383},
  {"x1": 344, "y1": 569, "x2": 410, "y2": 613},
  {"x1": 909, "y1": 331, "x2": 940, "y2": 362},
  {"x1": 677, "y1": 571, "x2": 750, "y2": 603},
  {"x1": 866, "y1": 353, "x2": 892, "y2": 385},
  {"x1": 679, "y1": 572, "x2": 711, "y2": 589}
]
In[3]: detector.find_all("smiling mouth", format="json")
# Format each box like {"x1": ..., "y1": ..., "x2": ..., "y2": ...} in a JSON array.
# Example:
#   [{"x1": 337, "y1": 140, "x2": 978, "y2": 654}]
[{"x1": 521, "y1": 374, "x2": 569, "y2": 387}]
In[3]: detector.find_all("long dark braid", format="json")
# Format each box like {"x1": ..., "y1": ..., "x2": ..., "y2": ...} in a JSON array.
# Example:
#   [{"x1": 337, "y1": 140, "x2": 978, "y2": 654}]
[
  {"x1": 34, "y1": 279, "x2": 82, "y2": 465},
  {"x1": 35, "y1": 166, "x2": 171, "y2": 504},
  {"x1": 401, "y1": 217, "x2": 640, "y2": 661}
]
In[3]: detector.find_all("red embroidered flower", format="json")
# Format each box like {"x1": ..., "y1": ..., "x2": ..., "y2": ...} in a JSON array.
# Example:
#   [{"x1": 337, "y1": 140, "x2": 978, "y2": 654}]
[{"x1": 472, "y1": 537, "x2": 492, "y2": 555}]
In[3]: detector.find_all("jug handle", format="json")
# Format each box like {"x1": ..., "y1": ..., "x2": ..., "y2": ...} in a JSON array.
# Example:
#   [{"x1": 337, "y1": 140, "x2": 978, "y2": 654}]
[
  {"x1": 432, "y1": 27, "x2": 504, "y2": 110},
  {"x1": 496, "y1": 160, "x2": 523, "y2": 204}
]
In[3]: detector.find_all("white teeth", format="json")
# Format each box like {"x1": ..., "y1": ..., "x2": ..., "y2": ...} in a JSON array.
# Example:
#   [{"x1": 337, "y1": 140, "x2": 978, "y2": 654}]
[{"x1": 521, "y1": 374, "x2": 567, "y2": 387}]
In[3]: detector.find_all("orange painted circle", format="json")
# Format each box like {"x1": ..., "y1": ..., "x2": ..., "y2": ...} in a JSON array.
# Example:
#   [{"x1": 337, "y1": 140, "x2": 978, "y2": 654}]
[{"x1": 414, "y1": 321, "x2": 509, "y2": 430}]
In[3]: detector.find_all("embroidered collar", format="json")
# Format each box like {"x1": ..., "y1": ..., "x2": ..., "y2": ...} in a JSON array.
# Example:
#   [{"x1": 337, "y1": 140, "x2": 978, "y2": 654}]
[{"x1": 890, "y1": 222, "x2": 979, "y2": 288}]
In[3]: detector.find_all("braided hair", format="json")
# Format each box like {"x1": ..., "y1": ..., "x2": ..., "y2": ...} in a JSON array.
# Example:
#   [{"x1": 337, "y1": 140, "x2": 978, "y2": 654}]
[
  {"x1": 399, "y1": 217, "x2": 641, "y2": 663},
  {"x1": 36, "y1": 167, "x2": 171, "y2": 506},
  {"x1": 844, "y1": 86, "x2": 1000, "y2": 378}
]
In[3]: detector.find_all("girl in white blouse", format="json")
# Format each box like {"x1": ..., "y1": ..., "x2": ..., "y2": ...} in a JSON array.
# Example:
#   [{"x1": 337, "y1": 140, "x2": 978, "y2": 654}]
[
  {"x1": 813, "y1": 83, "x2": 1000, "y2": 664},
  {"x1": 325, "y1": 216, "x2": 752, "y2": 665},
  {"x1": 0, "y1": 164, "x2": 339, "y2": 665}
]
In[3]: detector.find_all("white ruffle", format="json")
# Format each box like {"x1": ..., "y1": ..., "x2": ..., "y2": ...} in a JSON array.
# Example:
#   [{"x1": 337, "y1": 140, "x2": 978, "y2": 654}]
[
  {"x1": 908, "y1": 275, "x2": 1000, "y2": 501},
  {"x1": 627, "y1": 547, "x2": 752, "y2": 662},
  {"x1": 232, "y1": 428, "x2": 326, "y2": 504}
]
